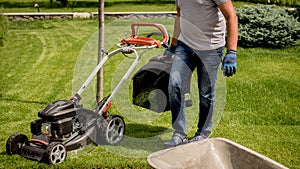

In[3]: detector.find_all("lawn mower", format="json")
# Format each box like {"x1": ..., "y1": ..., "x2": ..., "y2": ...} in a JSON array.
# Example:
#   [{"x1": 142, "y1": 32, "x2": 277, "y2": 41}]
[{"x1": 6, "y1": 22, "x2": 170, "y2": 164}]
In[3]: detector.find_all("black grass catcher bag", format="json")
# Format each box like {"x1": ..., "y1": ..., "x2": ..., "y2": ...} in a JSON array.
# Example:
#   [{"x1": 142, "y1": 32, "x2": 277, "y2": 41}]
[{"x1": 132, "y1": 54, "x2": 192, "y2": 113}]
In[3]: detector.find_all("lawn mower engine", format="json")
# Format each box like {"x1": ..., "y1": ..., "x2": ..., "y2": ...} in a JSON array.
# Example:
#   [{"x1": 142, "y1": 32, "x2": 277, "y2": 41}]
[{"x1": 6, "y1": 98, "x2": 125, "y2": 164}]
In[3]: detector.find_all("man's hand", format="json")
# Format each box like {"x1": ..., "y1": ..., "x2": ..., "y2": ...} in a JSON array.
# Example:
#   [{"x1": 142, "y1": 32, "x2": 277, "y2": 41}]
[
  {"x1": 222, "y1": 50, "x2": 237, "y2": 77},
  {"x1": 160, "y1": 44, "x2": 176, "y2": 61}
]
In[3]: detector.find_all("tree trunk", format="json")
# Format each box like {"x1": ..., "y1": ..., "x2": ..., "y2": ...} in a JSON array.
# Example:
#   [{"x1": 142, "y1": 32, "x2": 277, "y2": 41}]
[{"x1": 97, "y1": 0, "x2": 104, "y2": 102}]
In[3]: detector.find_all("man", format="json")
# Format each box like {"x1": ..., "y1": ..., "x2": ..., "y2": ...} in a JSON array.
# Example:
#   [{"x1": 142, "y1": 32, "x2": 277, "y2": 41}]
[{"x1": 163, "y1": 0, "x2": 238, "y2": 148}]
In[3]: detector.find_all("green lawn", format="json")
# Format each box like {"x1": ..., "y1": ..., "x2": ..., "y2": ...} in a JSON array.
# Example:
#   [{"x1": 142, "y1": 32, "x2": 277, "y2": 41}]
[{"x1": 0, "y1": 19, "x2": 299, "y2": 168}]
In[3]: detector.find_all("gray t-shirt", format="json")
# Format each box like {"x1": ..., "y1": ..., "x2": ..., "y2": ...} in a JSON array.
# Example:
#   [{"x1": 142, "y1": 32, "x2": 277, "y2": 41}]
[{"x1": 177, "y1": 0, "x2": 227, "y2": 50}]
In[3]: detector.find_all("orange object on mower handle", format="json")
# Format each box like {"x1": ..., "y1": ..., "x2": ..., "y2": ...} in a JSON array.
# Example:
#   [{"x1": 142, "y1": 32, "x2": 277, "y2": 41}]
[{"x1": 120, "y1": 22, "x2": 169, "y2": 47}]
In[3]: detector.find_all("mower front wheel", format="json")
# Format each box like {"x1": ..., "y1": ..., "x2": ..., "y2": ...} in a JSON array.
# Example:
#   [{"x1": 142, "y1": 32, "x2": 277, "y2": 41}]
[
  {"x1": 6, "y1": 133, "x2": 28, "y2": 155},
  {"x1": 45, "y1": 142, "x2": 67, "y2": 164}
]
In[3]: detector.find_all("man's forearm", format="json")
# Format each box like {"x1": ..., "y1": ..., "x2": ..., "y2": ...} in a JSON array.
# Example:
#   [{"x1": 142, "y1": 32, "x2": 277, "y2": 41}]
[
  {"x1": 226, "y1": 15, "x2": 238, "y2": 51},
  {"x1": 219, "y1": 0, "x2": 238, "y2": 51}
]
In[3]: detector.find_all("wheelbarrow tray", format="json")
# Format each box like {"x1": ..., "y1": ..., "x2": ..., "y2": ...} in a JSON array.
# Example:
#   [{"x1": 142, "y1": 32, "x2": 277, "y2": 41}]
[{"x1": 147, "y1": 138, "x2": 288, "y2": 169}]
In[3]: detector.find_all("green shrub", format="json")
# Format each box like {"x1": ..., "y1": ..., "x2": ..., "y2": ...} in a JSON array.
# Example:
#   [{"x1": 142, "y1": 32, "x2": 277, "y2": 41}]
[
  {"x1": 0, "y1": 12, "x2": 8, "y2": 47},
  {"x1": 236, "y1": 5, "x2": 300, "y2": 48}
]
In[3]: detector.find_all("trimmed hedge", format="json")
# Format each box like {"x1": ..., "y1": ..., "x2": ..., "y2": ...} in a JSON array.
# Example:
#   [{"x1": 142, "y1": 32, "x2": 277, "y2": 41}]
[{"x1": 236, "y1": 5, "x2": 300, "y2": 48}]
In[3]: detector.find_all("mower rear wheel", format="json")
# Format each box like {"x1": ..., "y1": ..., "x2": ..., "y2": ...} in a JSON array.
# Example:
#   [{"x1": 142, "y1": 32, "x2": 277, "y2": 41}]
[
  {"x1": 6, "y1": 133, "x2": 28, "y2": 155},
  {"x1": 104, "y1": 114, "x2": 125, "y2": 145},
  {"x1": 45, "y1": 142, "x2": 67, "y2": 164}
]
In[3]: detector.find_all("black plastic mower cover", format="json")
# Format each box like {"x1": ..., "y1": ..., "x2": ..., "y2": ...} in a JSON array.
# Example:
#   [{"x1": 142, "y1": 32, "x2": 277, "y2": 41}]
[
  {"x1": 38, "y1": 100, "x2": 79, "y2": 121},
  {"x1": 132, "y1": 55, "x2": 191, "y2": 112}
]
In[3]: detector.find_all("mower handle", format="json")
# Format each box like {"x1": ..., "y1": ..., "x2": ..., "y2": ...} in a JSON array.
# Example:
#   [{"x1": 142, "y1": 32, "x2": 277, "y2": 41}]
[{"x1": 130, "y1": 22, "x2": 169, "y2": 45}]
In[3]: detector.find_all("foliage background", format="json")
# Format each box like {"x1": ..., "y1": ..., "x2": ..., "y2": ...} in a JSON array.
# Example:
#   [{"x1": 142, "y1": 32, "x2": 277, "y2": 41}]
[
  {"x1": 237, "y1": 5, "x2": 300, "y2": 48},
  {"x1": 0, "y1": 0, "x2": 299, "y2": 13}
]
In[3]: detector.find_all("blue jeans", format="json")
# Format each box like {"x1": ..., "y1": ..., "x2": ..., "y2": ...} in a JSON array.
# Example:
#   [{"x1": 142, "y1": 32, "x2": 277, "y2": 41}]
[{"x1": 168, "y1": 41, "x2": 224, "y2": 138}]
